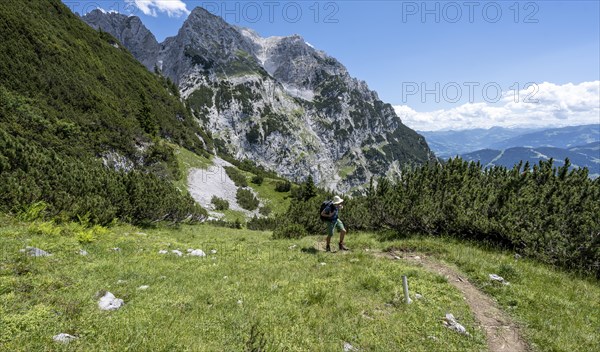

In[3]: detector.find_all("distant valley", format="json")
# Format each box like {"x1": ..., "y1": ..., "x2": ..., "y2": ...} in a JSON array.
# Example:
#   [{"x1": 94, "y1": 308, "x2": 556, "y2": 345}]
[{"x1": 422, "y1": 124, "x2": 600, "y2": 176}]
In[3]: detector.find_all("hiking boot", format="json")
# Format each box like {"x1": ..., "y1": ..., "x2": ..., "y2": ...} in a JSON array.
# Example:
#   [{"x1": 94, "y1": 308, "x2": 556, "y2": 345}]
[
  {"x1": 325, "y1": 244, "x2": 331, "y2": 252},
  {"x1": 339, "y1": 243, "x2": 350, "y2": 251}
]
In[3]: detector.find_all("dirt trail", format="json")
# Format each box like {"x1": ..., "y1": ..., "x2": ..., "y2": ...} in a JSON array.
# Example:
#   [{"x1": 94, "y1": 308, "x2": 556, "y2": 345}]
[{"x1": 382, "y1": 250, "x2": 528, "y2": 352}]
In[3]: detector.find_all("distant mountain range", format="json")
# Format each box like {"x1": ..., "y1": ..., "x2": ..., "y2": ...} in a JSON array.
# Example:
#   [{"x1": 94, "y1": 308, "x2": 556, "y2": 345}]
[
  {"x1": 421, "y1": 124, "x2": 599, "y2": 158},
  {"x1": 420, "y1": 127, "x2": 539, "y2": 158},
  {"x1": 460, "y1": 142, "x2": 600, "y2": 178},
  {"x1": 488, "y1": 125, "x2": 600, "y2": 150},
  {"x1": 422, "y1": 124, "x2": 600, "y2": 177}
]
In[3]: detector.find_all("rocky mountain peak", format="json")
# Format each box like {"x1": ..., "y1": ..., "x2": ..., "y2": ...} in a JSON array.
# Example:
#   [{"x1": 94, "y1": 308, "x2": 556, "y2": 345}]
[
  {"x1": 82, "y1": 10, "x2": 159, "y2": 71},
  {"x1": 81, "y1": 6, "x2": 434, "y2": 192}
]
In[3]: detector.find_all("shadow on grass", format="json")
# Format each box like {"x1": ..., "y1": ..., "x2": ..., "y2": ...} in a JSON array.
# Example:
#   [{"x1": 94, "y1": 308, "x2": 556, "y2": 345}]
[{"x1": 301, "y1": 247, "x2": 318, "y2": 255}]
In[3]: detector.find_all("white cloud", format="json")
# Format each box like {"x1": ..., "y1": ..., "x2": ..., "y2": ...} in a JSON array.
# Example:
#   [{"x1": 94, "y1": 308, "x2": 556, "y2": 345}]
[
  {"x1": 92, "y1": 7, "x2": 120, "y2": 15},
  {"x1": 126, "y1": 0, "x2": 190, "y2": 18},
  {"x1": 395, "y1": 81, "x2": 600, "y2": 131}
]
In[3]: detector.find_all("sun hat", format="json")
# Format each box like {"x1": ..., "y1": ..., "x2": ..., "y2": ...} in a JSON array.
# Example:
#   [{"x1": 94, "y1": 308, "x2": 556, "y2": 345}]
[{"x1": 332, "y1": 195, "x2": 344, "y2": 204}]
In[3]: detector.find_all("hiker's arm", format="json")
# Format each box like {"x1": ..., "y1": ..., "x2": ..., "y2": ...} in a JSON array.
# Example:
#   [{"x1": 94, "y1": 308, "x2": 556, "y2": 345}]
[{"x1": 321, "y1": 209, "x2": 332, "y2": 217}]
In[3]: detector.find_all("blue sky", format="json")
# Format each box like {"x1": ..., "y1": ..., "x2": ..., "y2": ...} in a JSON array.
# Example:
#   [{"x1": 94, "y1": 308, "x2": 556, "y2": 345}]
[{"x1": 64, "y1": 1, "x2": 599, "y2": 130}]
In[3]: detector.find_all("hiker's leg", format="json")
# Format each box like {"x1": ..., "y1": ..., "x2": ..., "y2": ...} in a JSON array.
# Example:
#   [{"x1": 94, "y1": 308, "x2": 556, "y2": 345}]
[
  {"x1": 337, "y1": 220, "x2": 347, "y2": 244},
  {"x1": 325, "y1": 221, "x2": 334, "y2": 251}
]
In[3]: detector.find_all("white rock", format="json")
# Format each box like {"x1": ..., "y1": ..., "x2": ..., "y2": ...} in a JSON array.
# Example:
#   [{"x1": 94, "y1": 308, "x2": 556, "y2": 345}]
[
  {"x1": 171, "y1": 250, "x2": 183, "y2": 257},
  {"x1": 415, "y1": 293, "x2": 423, "y2": 300},
  {"x1": 189, "y1": 249, "x2": 206, "y2": 257},
  {"x1": 343, "y1": 342, "x2": 357, "y2": 351},
  {"x1": 210, "y1": 249, "x2": 217, "y2": 254},
  {"x1": 223, "y1": 276, "x2": 228, "y2": 279},
  {"x1": 53, "y1": 333, "x2": 78, "y2": 343},
  {"x1": 158, "y1": 250, "x2": 168, "y2": 254},
  {"x1": 443, "y1": 313, "x2": 469, "y2": 335},
  {"x1": 320, "y1": 262, "x2": 326, "y2": 266},
  {"x1": 20, "y1": 246, "x2": 51, "y2": 257},
  {"x1": 137, "y1": 285, "x2": 149, "y2": 290},
  {"x1": 112, "y1": 247, "x2": 121, "y2": 252},
  {"x1": 79, "y1": 249, "x2": 88, "y2": 256},
  {"x1": 393, "y1": 255, "x2": 401, "y2": 260},
  {"x1": 116, "y1": 280, "x2": 127, "y2": 284},
  {"x1": 489, "y1": 274, "x2": 510, "y2": 285},
  {"x1": 237, "y1": 299, "x2": 243, "y2": 305},
  {"x1": 414, "y1": 256, "x2": 421, "y2": 260},
  {"x1": 98, "y1": 292, "x2": 124, "y2": 311},
  {"x1": 187, "y1": 249, "x2": 194, "y2": 253},
  {"x1": 288, "y1": 244, "x2": 297, "y2": 249}
]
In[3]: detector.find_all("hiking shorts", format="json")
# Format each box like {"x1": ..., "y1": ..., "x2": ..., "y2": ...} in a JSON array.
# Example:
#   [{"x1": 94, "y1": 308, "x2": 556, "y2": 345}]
[{"x1": 327, "y1": 219, "x2": 345, "y2": 237}]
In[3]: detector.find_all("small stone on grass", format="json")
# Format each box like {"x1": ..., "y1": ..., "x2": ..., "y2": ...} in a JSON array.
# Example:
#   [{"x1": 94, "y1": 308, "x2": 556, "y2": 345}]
[
  {"x1": 489, "y1": 274, "x2": 510, "y2": 285},
  {"x1": 443, "y1": 313, "x2": 469, "y2": 335},
  {"x1": 53, "y1": 333, "x2": 78, "y2": 343},
  {"x1": 189, "y1": 249, "x2": 206, "y2": 257},
  {"x1": 20, "y1": 246, "x2": 51, "y2": 257},
  {"x1": 98, "y1": 292, "x2": 124, "y2": 311}
]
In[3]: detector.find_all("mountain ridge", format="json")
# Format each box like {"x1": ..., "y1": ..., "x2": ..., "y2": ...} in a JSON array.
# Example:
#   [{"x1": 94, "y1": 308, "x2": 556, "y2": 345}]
[
  {"x1": 82, "y1": 8, "x2": 434, "y2": 192},
  {"x1": 422, "y1": 124, "x2": 599, "y2": 158},
  {"x1": 460, "y1": 142, "x2": 600, "y2": 178}
]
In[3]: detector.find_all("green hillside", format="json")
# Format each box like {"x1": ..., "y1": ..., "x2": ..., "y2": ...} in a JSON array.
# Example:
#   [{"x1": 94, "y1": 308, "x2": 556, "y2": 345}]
[
  {"x1": 1, "y1": 216, "x2": 598, "y2": 351},
  {"x1": 0, "y1": 0, "x2": 212, "y2": 224}
]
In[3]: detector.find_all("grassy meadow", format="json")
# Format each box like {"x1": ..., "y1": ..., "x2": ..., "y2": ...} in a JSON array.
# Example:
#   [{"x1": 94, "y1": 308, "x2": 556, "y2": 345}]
[{"x1": 1, "y1": 215, "x2": 599, "y2": 351}]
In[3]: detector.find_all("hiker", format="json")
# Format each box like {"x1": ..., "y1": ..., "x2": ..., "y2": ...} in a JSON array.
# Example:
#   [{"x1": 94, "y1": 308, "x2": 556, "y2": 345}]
[{"x1": 321, "y1": 196, "x2": 349, "y2": 252}]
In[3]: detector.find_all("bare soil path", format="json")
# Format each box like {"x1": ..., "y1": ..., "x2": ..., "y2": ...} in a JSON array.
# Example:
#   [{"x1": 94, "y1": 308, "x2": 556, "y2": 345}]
[{"x1": 381, "y1": 250, "x2": 529, "y2": 352}]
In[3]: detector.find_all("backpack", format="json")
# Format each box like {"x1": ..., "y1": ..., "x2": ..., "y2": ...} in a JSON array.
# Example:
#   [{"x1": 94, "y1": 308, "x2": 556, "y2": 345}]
[{"x1": 319, "y1": 200, "x2": 333, "y2": 221}]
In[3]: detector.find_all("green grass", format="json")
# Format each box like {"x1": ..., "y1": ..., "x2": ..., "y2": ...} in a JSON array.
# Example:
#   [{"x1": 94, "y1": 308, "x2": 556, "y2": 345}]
[
  {"x1": 247, "y1": 177, "x2": 291, "y2": 214},
  {"x1": 233, "y1": 169, "x2": 291, "y2": 215},
  {"x1": 219, "y1": 209, "x2": 247, "y2": 222},
  {"x1": 338, "y1": 165, "x2": 357, "y2": 179},
  {"x1": 1, "y1": 217, "x2": 487, "y2": 351},
  {"x1": 379, "y1": 236, "x2": 600, "y2": 352},
  {"x1": 2, "y1": 215, "x2": 598, "y2": 351}
]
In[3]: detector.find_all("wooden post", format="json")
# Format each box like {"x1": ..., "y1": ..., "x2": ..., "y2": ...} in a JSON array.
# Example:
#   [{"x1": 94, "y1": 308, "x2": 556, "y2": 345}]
[{"x1": 402, "y1": 275, "x2": 412, "y2": 304}]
